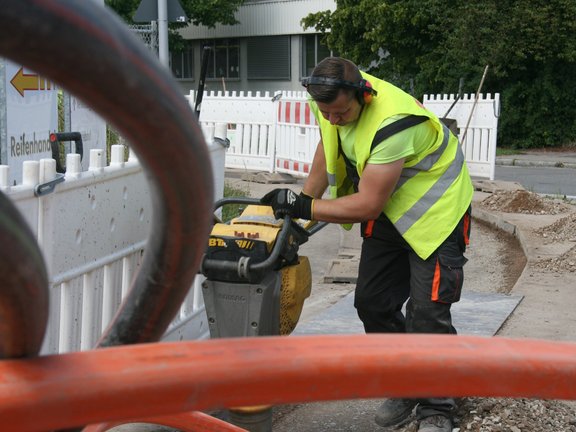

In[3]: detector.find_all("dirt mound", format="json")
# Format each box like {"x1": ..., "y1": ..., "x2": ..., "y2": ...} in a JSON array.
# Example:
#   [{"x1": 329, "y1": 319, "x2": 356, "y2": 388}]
[
  {"x1": 536, "y1": 212, "x2": 576, "y2": 243},
  {"x1": 534, "y1": 244, "x2": 576, "y2": 273},
  {"x1": 533, "y1": 212, "x2": 576, "y2": 272},
  {"x1": 480, "y1": 190, "x2": 571, "y2": 215}
]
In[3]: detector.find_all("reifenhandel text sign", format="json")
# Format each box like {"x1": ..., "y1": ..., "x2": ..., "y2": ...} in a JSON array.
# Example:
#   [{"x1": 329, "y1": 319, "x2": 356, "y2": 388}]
[{"x1": 1, "y1": 58, "x2": 58, "y2": 185}]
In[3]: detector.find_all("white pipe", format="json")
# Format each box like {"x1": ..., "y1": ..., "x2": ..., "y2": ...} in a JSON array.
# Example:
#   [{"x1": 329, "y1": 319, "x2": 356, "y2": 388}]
[{"x1": 157, "y1": 0, "x2": 169, "y2": 68}]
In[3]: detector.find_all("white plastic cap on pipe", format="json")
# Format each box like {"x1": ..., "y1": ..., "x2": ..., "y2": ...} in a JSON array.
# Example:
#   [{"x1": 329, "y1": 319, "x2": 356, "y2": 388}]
[
  {"x1": 110, "y1": 145, "x2": 125, "y2": 167},
  {"x1": 89, "y1": 149, "x2": 105, "y2": 172},
  {"x1": 214, "y1": 123, "x2": 228, "y2": 140},
  {"x1": 39, "y1": 158, "x2": 56, "y2": 183},
  {"x1": 66, "y1": 153, "x2": 82, "y2": 178},
  {"x1": 0, "y1": 165, "x2": 9, "y2": 189},
  {"x1": 202, "y1": 123, "x2": 215, "y2": 142},
  {"x1": 22, "y1": 160, "x2": 40, "y2": 187}
]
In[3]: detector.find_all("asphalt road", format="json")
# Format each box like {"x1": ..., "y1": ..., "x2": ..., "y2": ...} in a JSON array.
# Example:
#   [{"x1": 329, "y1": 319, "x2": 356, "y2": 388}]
[{"x1": 495, "y1": 165, "x2": 576, "y2": 198}]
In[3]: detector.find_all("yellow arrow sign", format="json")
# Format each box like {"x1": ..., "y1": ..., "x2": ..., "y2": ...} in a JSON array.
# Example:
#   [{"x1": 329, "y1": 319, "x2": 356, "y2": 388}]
[{"x1": 10, "y1": 67, "x2": 52, "y2": 97}]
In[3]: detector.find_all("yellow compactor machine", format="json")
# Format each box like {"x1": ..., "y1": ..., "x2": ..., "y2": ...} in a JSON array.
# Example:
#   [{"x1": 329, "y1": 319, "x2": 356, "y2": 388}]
[
  {"x1": 201, "y1": 198, "x2": 321, "y2": 337},
  {"x1": 200, "y1": 198, "x2": 326, "y2": 431}
]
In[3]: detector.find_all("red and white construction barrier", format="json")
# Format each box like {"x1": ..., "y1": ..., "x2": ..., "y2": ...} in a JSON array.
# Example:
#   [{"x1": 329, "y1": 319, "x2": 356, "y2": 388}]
[{"x1": 275, "y1": 97, "x2": 320, "y2": 178}]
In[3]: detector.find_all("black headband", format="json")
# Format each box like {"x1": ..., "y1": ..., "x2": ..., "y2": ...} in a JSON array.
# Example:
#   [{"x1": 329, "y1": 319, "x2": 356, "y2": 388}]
[{"x1": 301, "y1": 76, "x2": 377, "y2": 96}]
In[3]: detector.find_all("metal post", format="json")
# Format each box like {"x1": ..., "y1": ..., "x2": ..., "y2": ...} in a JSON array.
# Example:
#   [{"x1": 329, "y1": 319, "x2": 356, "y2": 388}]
[
  {"x1": 63, "y1": 92, "x2": 70, "y2": 132},
  {"x1": 194, "y1": 47, "x2": 211, "y2": 117},
  {"x1": 157, "y1": 0, "x2": 169, "y2": 67},
  {"x1": 0, "y1": 58, "x2": 6, "y2": 165}
]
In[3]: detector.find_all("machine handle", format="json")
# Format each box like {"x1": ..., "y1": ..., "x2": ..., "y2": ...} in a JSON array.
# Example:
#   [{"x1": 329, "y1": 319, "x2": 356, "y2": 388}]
[
  {"x1": 49, "y1": 131, "x2": 84, "y2": 173},
  {"x1": 202, "y1": 197, "x2": 291, "y2": 278},
  {"x1": 213, "y1": 196, "x2": 327, "y2": 237}
]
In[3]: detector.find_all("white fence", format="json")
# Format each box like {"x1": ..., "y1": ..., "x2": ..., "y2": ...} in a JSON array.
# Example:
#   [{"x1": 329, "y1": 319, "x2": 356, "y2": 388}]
[
  {"x1": 191, "y1": 90, "x2": 500, "y2": 180},
  {"x1": 1, "y1": 137, "x2": 227, "y2": 355},
  {"x1": 198, "y1": 91, "x2": 278, "y2": 173},
  {"x1": 423, "y1": 93, "x2": 501, "y2": 180}
]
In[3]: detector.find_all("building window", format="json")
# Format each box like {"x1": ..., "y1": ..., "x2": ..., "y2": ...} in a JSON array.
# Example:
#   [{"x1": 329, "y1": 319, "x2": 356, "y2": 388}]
[
  {"x1": 170, "y1": 45, "x2": 194, "y2": 79},
  {"x1": 247, "y1": 36, "x2": 290, "y2": 80},
  {"x1": 301, "y1": 34, "x2": 332, "y2": 77},
  {"x1": 202, "y1": 39, "x2": 240, "y2": 79}
]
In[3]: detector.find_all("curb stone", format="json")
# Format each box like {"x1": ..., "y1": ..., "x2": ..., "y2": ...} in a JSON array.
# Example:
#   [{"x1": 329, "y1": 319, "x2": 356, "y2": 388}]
[{"x1": 496, "y1": 158, "x2": 576, "y2": 169}]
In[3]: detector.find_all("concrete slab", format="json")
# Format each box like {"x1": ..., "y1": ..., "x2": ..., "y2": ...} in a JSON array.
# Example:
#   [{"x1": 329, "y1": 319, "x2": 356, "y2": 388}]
[
  {"x1": 294, "y1": 290, "x2": 523, "y2": 337},
  {"x1": 337, "y1": 247, "x2": 362, "y2": 260},
  {"x1": 323, "y1": 259, "x2": 360, "y2": 283}
]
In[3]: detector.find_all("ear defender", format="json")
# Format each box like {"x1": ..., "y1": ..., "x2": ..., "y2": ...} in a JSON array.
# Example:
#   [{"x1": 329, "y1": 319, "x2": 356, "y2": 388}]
[
  {"x1": 359, "y1": 79, "x2": 375, "y2": 105},
  {"x1": 301, "y1": 76, "x2": 378, "y2": 105}
]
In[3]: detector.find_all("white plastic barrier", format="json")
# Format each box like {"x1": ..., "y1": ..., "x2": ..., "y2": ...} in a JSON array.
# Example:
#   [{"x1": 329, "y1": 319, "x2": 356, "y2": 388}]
[
  {"x1": 423, "y1": 93, "x2": 500, "y2": 180},
  {"x1": 189, "y1": 91, "x2": 500, "y2": 180},
  {"x1": 192, "y1": 90, "x2": 278, "y2": 173},
  {"x1": 1, "y1": 131, "x2": 226, "y2": 354}
]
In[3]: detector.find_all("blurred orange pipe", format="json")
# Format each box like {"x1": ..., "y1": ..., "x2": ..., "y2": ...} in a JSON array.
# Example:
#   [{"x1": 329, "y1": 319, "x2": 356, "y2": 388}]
[
  {"x1": 85, "y1": 411, "x2": 247, "y2": 432},
  {"x1": 1, "y1": 334, "x2": 576, "y2": 431}
]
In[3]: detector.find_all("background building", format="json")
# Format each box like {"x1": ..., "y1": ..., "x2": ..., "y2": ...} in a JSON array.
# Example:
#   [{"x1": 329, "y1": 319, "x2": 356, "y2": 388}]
[{"x1": 172, "y1": 0, "x2": 336, "y2": 95}]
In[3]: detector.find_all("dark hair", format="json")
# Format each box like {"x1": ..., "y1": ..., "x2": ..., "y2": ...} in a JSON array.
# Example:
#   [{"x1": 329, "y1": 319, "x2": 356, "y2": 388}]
[{"x1": 305, "y1": 57, "x2": 363, "y2": 103}]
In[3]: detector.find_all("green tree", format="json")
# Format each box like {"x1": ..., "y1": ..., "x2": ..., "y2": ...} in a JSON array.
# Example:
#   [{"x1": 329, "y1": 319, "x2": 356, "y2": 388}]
[
  {"x1": 303, "y1": 0, "x2": 576, "y2": 148},
  {"x1": 106, "y1": 0, "x2": 246, "y2": 51},
  {"x1": 106, "y1": 0, "x2": 245, "y2": 26}
]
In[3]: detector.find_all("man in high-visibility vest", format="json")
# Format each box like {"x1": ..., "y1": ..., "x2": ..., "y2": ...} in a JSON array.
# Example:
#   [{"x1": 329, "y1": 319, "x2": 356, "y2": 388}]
[{"x1": 261, "y1": 57, "x2": 473, "y2": 432}]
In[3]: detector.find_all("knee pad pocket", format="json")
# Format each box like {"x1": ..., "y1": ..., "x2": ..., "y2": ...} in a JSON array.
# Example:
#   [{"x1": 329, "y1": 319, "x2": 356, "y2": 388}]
[{"x1": 431, "y1": 254, "x2": 467, "y2": 304}]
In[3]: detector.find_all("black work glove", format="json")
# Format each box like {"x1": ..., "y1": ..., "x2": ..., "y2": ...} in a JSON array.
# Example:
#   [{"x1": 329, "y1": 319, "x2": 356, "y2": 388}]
[{"x1": 260, "y1": 189, "x2": 313, "y2": 220}]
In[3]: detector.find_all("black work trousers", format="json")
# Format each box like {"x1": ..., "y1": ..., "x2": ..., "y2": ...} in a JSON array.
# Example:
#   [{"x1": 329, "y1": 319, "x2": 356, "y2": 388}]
[{"x1": 354, "y1": 207, "x2": 471, "y2": 418}]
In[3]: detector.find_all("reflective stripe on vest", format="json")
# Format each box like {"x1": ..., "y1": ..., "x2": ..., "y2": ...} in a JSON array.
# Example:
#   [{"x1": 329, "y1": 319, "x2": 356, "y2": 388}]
[
  {"x1": 394, "y1": 127, "x2": 465, "y2": 235},
  {"x1": 328, "y1": 172, "x2": 337, "y2": 187},
  {"x1": 395, "y1": 123, "x2": 450, "y2": 191}
]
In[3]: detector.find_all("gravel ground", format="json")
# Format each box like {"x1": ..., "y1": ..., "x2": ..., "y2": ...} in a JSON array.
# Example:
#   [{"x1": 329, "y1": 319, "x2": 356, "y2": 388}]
[
  {"x1": 451, "y1": 398, "x2": 576, "y2": 432},
  {"x1": 533, "y1": 212, "x2": 576, "y2": 273},
  {"x1": 431, "y1": 190, "x2": 576, "y2": 432}
]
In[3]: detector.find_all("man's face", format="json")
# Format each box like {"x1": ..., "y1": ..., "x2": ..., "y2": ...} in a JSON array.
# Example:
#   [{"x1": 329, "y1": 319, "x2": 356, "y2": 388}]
[{"x1": 316, "y1": 91, "x2": 363, "y2": 126}]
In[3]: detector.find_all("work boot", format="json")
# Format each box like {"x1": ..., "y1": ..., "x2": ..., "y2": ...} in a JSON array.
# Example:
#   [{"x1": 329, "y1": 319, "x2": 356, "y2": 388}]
[
  {"x1": 374, "y1": 398, "x2": 417, "y2": 427},
  {"x1": 418, "y1": 414, "x2": 452, "y2": 432}
]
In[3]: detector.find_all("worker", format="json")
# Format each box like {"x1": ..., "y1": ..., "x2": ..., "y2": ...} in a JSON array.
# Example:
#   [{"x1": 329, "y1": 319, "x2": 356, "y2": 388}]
[{"x1": 261, "y1": 57, "x2": 473, "y2": 432}]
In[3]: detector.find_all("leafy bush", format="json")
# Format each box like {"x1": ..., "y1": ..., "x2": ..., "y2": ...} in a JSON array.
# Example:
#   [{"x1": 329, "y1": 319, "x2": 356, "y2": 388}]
[
  {"x1": 221, "y1": 181, "x2": 249, "y2": 222},
  {"x1": 303, "y1": 0, "x2": 576, "y2": 149}
]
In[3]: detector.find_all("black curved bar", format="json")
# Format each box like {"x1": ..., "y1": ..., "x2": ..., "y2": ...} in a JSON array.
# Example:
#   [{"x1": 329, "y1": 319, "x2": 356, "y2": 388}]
[
  {"x1": 0, "y1": 193, "x2": 49, "y2": 358},
  {"x1": 204, "y1": 197, "x2": 327, "y2": 278},
  {"x1": 213, "y1": 196, "x2": 261, "y2": 210},
  {"x1": 207, "y1": 197, "x2": 292, "y2": 276},
  {"x1": 0, "y1": 0, "x2": 214, "y2": 346},
  {"x1": 202, "y1": 215, "x2": 292, "y2": 277}
]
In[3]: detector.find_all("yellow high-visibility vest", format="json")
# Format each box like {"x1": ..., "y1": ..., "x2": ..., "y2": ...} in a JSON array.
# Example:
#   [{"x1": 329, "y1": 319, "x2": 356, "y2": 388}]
[{"x1": 309, "y1": 72, "x2": 473, "y2": 259}]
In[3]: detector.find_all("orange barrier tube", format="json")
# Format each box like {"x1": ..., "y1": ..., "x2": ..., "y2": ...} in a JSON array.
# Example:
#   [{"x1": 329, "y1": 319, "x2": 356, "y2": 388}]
[
  {"x1": 85, "y1": 411, "x2": 247, "y2": 432},
  {"x1": 1, "y1": 334, "x2": 576, "y2": 431}
]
